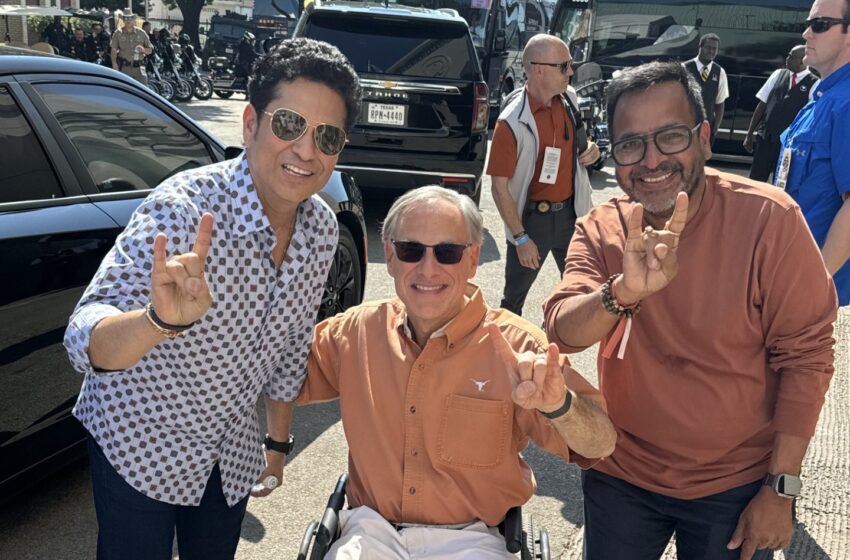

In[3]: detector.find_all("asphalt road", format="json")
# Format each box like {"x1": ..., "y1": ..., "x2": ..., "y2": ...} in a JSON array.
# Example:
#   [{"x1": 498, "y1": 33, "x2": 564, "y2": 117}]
[{"x1": 0, "y1": 97, "x2": 846, "y2": 560}]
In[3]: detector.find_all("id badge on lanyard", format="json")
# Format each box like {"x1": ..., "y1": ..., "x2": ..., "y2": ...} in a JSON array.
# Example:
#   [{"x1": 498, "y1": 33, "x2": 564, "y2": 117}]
[
  {"x1": 539, "y1": 147, "x2": 561, "y2": 184},
  {"x1": 776, "y1": 146, "x2": 792, "y2": 190}
]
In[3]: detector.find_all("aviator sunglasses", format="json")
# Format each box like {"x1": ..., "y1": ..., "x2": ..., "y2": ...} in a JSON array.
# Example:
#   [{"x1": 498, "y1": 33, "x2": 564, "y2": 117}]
[
  {"x1": 391, "y1": 240, "x2": 472, "y2": 264},
  {"x1": 805, "y1": 16, "x2": 850, "y2": 33},
  {"x1": 262, "y1": 108, "x2": 348, "y2": 156},
  {"x1": 530, "y1": 60, "x2": 573, "y2": 73}
]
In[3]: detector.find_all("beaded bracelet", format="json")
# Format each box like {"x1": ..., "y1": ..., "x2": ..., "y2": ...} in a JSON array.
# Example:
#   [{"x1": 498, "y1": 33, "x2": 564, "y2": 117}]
[{"x1": 600, "y1": 274, "x2": 640, "y2": 318}]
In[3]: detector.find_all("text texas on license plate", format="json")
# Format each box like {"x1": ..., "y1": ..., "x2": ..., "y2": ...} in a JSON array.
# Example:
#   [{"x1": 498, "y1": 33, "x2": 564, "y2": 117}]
[{"x1": 367, "y1": 103, "x2": 406, "y2": 126}]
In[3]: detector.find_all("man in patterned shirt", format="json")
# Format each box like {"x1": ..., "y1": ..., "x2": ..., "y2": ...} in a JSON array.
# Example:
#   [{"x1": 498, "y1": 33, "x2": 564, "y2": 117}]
[{"x1": 64, "y1": 38, "x2": 361, "y2": 560}]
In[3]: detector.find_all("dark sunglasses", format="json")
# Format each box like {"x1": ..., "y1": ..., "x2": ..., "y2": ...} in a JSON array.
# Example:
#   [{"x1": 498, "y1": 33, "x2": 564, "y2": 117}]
[
  {"x1": 391, "y1": 240, "x2": 472, "y2": 264},
  {"x1": 805, "y1": 16, "x2": 850, "y2": 33},
  {"x1": 531, "y1": 60, "x2": 573, "y2": 73},
  {"x1": 262, "y1": 108, "x2": 347, "y2": 156}
]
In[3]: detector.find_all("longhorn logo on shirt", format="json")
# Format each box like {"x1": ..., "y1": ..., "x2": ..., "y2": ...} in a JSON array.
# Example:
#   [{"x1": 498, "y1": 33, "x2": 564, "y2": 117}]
[{"x1": 470, "y1": 378, "x2": 491, "y2": 392}]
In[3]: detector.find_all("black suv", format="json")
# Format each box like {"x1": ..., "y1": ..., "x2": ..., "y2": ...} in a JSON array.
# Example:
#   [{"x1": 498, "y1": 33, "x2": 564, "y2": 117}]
[
  {"x1": 295, "y1": 2, "x2": 489, "y2": 202},
  {"x1": 0, "y1": 47, "x2": 367, "y2": 503}
]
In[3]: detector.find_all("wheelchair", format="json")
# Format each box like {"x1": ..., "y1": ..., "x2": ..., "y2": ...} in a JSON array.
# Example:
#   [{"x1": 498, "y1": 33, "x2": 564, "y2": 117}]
[{"x1": 297, "y1": 474, "x2": 551, "y2": 560}]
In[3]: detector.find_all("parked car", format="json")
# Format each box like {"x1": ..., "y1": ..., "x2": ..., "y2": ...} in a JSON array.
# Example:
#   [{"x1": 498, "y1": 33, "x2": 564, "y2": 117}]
[
  {"x1": 0, "y1": 46, "x2": 367, "y2": 503},
  {"x1": 294, "y1": 2, "x2": 489, "y2": 203}
]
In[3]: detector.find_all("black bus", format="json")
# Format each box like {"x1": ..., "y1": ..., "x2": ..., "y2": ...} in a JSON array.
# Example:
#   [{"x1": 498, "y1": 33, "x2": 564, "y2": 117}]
[{"x1": 549, "y1": 0, "x2": 811, "y2": 160}]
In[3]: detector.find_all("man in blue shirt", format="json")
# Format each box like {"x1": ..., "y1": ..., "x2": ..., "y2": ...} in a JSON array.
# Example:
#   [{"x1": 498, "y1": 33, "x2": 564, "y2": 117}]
[{"x1": 777, "y1": 0, "x2": 850, "y2": 305}]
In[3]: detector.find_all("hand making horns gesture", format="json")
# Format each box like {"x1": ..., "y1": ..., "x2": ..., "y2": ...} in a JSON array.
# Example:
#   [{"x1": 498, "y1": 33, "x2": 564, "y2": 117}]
[
  {"x1": 488, "y1": 323, "x2": 568, "y2": 413},
  {"x1": 150, "y1": 212, "x2": 214, "y2": 325},
  {"x1": 620, "y1": 192, "x2": 689, "y2": 301}
]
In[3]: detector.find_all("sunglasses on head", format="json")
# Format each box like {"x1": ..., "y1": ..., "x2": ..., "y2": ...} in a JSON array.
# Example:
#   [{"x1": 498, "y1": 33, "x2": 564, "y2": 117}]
[
  {"x1": 262, "y1": 108, "x2": 347, "y2": 156},
  {"x1": 530, "y1": 60, "x2": 573, "y2": 73},
  {"x1": 806, "y1": 16, "x2": 850, "y2": 33},
  {"x1": 391, "y1": 240, "x2": 472, "y2": 264}
]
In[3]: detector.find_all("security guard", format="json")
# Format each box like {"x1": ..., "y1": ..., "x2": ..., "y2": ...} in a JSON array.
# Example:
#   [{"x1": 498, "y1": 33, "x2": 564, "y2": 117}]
[{"x1": 110, "y1": 14, "x2": 153, "y2": 84}]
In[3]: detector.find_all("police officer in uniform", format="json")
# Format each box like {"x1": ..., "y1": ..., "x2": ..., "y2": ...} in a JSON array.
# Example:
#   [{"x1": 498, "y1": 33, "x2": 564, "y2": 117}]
[
  {"x1": 683, "y1": 33, "x2": 729, "y2": 145},
  {"x1": 110, "y1": 14, "x2": 153, "y2": 84},
  {"x1": 68, "y1": 28, "x2": 89, "y2": 61},
  {"x1": 744, "y1": 45, "x2": 818, "y2": 181},
  {"x1": 87, "y1": 22, "x2": 111, "y2": 66}
]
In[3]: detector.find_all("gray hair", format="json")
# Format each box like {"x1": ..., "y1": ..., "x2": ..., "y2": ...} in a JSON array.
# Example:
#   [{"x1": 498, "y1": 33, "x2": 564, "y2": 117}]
[{"x1": 381, "y1": 186, "x2": 484, "y2": 245}]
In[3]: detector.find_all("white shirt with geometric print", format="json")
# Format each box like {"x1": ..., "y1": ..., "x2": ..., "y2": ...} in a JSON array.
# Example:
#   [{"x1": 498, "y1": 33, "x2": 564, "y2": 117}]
[{"x1": 64, "y1": 153, "x2": 338, "y2": 506}]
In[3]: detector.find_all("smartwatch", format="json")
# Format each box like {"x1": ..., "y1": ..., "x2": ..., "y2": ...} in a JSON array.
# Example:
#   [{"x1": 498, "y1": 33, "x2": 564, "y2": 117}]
[
  {"x1": 263, "y1": 433, "x2": 295, "y2": 455},
  {"x1": 764, "y1": 473, "x2": 802, "y2": 499}
]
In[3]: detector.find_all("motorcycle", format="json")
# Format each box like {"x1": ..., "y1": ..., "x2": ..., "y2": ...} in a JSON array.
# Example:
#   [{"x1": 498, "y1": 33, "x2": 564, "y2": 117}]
[
  {"x1": 157, "y1": 38, "x2": 194, "y2": 103},
  {"x1": 145, "y1": 50, "x2": 175, "y2": 102},
  {"x1": 177, "y1": 39, "x2": 214, "y2": 101},
  {"x1": 208, "y1": 55, "x2": 247, "y2": 99}
]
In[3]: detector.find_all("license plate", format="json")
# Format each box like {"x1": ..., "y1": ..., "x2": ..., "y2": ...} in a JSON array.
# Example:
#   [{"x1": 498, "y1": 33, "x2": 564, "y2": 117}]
[{"x1": 367, "y1": 103, "x2": 406, "y2": 126}]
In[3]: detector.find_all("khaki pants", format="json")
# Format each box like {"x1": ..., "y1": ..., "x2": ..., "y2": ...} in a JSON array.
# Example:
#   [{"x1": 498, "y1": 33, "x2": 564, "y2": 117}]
[
  {"x1": 120, "y1": 64, "x2": 148, "y2": 85},
  {"x1": 325, "y1": 505, "x2": 514, "y2": 559}
]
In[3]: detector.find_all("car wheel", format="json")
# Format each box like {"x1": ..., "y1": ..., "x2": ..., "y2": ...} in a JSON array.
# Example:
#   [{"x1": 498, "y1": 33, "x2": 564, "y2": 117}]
[
  {"x1": 214, "y1": 89, "x2": 234, "y2": 99},
  {"x1": 194, "y1": 78, "x2": 214, "y2": 101},
  {"x1": 318, "y1": 224, "x2": 362, "y2": 320}
]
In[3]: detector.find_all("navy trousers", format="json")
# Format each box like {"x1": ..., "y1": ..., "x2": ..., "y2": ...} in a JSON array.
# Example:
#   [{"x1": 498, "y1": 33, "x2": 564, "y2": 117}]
[
  {"x1": 88, "y1": 435, "x2": 250, "y2": 560},
  {"x1": 582, "y1": 469, "x2": 776, "y2": 560}
]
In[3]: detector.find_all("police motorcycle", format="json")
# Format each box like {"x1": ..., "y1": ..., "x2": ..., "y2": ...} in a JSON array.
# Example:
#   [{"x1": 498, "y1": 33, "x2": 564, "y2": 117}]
[
  {"x1": 156, "y1": 30, "x2": 194, "y2": 102},
  {"x1": 572, "y1": 62, "x2": 611, "y2": 172},
  {"x1": 176, "y1": 33, "x2": 214, "y2": 100},
  {"x1": 209, "y1": 32, "x2": 258, "y2": 99},
  {"x1": 145, "y1": 46, "x2": 175, "y2": 102}
]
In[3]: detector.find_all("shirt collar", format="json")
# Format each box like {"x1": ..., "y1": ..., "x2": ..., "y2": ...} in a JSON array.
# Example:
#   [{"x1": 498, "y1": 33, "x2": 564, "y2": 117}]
[
  {"x1": 225, "y1": 152, "x2": 272, "y2": 238},
  {"x1": 815, "y1": 60, "x2": 850, "y2": 95},
  {"x1": 794, "y1": 68, "x2": 812, "y2": 80},
  {"x1": 393, "y1": 283, "x2": 488, "y2": 347},
  {"x1": 695, "y1": 58, "x2": 711, "y2": 72}
]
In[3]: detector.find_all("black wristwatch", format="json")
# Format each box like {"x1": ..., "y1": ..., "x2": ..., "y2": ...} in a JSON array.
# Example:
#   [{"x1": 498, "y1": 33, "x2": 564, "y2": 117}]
[
  {"x1": 263, "y1": 433, "x2": 295, "y2": 455},
  {"x1": 764, "y1": 473, "x2": 802, "y2": 499}
]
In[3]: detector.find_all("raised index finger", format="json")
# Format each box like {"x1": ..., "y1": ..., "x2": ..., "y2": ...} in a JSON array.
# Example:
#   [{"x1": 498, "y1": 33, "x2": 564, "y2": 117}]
[
  {"x1": 665, "y1": 192, "x2": 689, "y2": 234},
  {"x1": 191, "y1": 213, "x2": 214, "y2": 261}
]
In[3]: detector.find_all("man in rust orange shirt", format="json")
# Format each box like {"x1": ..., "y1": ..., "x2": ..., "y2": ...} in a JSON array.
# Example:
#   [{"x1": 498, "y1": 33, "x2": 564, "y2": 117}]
[
  {"x1": 544, "y1": 61, "x2": 837, "y2": 560},
  {"x1": 489, "y1": 34, "x2": 600, "y2": 316},
  {"x1": 298, "y1": 186, "x2": 616, "y2": 558}
]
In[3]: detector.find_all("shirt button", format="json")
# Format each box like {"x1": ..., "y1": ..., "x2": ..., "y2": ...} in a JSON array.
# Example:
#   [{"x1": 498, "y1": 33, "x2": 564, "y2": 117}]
[
  {"x1": 410, "y1": 405, "x2": 416, "y2": 414},
  {"x1": 817, "y1": 91, "x2": 823, "y2": 97},
  {"x1": 417, "y1": 364, "x2": 424, "y2": 370},
  {"x1": 409, "y1": 486, "x2": 416, "y2": 494},
  {"x1": 448, "y1": 343, "x2": 455, "y2": 349},
  {"x1": 411, "y1": 449, "x2": 419, "y2": 456}
]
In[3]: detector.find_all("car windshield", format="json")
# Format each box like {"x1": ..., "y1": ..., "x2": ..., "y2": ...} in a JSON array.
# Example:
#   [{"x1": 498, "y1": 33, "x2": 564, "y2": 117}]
[{"x1": 304, "y1": 13, "x2": 476, "y2": 80}]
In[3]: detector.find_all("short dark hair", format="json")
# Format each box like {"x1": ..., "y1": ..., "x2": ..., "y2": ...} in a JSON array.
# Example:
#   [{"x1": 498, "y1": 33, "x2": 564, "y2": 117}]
[
  {"x1": 606, "y1": 61, "x2": 706, "y2": 139},
  {"x1": 248, "y1": 38, "x2": 362, "y2": 132},
  {"x1": 699, "y1": 33, "x2": 720, "y2": 47}
]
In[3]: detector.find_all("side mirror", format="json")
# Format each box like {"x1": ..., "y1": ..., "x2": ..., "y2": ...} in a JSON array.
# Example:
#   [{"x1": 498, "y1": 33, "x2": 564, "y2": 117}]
[
  {"x1": 494, "y1": 29, "x2": 506, "y2": 52},
  {"x1": 199, "y1": 26, "x2": 206, "y2": 35}
]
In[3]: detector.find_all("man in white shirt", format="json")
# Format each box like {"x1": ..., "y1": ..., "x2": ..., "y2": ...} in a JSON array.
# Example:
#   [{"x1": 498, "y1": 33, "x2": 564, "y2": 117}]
[
  {"x1": 683, "y1": 34, "x2": 729, "y2": 145},
  {"x1": 744, "y1": 45, "x2": 819, "y2": 181}
]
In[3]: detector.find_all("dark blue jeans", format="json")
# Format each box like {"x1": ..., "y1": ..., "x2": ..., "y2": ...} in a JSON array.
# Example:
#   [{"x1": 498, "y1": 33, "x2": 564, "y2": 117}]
[
  {"x1": 88, "y1": 435, "x2": 250, "y2": 560},
  {"x1": 582, "y1": 469, "x2": 775, "y2": 560}
]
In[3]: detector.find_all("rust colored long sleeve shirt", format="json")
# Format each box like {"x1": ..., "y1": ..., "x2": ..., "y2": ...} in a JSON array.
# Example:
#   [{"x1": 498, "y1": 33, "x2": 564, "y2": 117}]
[
  {"x1": 298, "y1": 285, "x2": 603, "y2": 525},
  {"x1": 544, "y1": 169, "x2": 837, "y2": 499}
]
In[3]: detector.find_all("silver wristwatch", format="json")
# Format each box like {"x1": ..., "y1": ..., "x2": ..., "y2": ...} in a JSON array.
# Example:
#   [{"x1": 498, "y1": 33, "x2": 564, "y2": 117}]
[{"x1": 764, "y1": 473, "x2": 802, "y2": 499}]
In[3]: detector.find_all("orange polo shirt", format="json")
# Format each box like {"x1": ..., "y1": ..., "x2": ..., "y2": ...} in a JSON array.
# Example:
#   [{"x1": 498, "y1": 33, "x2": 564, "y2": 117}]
[
  {"x1": 298, "y1": 284, "x2": 604, "y2": 526},
  {"x1": 544, "y1": 169, "x2": 837, "y2": 500},
  {"x1": 487, "y1": 90, "x2": 575, "y2": 202}
]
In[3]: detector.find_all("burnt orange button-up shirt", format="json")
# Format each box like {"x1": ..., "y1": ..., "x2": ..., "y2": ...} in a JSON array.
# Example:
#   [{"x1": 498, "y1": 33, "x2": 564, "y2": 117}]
[{"x1": 298, "y1": 284, "x2": 602, "y2": 526}]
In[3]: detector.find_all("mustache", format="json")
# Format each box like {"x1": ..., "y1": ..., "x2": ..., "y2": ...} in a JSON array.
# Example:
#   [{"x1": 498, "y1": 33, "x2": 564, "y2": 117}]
[{"x1": 631, "y1": 162, "x2": 682, "y2": 179}]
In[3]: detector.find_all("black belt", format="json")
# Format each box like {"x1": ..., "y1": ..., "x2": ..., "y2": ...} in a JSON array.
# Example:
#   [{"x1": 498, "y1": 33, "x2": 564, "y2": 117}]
[
  {"x1": 527, "y1": 198, "x2": 571, "y2": 213},
  {"x1": 119, "y1": 58, "x2": 141, "y2": 67}
]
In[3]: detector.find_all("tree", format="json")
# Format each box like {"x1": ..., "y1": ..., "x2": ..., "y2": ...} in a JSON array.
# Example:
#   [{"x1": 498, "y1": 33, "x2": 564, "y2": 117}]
[{"x1": 165, "y1": 0, "x2": 214, "y2": 46}]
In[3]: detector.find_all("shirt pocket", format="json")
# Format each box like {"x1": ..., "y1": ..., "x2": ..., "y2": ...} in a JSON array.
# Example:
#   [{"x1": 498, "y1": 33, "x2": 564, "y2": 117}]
[{"x1": 437, "y1": 394, "x2": 512, "y2": 469}]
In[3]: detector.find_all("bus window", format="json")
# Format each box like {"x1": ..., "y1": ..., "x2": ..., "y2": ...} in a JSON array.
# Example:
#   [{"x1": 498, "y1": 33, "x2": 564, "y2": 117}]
[{"x1": 550, "y1": 2, "x2": 592, "y2": 63}]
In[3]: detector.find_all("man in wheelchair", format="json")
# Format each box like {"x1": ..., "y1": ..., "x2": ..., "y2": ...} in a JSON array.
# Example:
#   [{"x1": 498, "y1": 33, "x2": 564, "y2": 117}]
[{"x1": 293, "y1": 186, "x2": 617, "y2": 558}]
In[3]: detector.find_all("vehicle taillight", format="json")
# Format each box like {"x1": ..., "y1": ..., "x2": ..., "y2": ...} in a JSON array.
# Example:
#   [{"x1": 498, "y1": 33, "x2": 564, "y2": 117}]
[{"x1": 472, "y1": 81, "x2": 489, "y2": 132}]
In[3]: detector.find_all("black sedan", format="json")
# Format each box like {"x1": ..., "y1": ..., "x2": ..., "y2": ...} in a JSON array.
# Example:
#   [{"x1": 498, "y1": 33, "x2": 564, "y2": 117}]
[{"x1": 0, "y1": 46, "x2": 367, "y2": 503}]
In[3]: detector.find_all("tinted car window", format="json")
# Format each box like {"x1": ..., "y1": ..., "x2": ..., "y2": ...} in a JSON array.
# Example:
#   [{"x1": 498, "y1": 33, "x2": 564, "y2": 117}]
[
  {"x1": 304, "y1": 14, "x2": 476, "y2": 80},
  {"x1": 0, "y1": 87, "x2": 63, "y2": 203},
  {"x1": 33, "y1": 83, "x2": 214, "y2": 193}
]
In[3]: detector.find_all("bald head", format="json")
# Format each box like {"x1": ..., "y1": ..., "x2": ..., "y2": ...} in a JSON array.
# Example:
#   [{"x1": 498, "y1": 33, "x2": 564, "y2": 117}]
[
  {"x1": 786, "y1": 44, "x2": 806, "y2": 72},
  {"x1": 522, "y1": 34, "x2": 567, "y2": 72}
]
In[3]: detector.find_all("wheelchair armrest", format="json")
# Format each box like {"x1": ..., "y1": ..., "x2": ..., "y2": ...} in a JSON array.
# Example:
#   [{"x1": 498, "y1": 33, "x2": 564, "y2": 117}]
[
  {"x1": 315, "y1": 473, "x2": 348, "y2": 547},
  {"x1": 501, "y1": 505, "x2": 522, "y2": 554}
]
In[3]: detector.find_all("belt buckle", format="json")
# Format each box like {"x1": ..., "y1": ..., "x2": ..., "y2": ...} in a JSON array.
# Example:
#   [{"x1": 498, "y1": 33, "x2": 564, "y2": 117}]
[{"x1": 536, "y1": 201, "x2": 551, "y2": 213}]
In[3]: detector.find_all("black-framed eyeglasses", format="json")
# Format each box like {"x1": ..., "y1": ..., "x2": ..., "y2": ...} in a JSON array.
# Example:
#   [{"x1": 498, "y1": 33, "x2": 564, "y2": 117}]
[
  {"x1": 805, "y1": 16, "x2": 850, "y2": 33},
  {"x1": 391, "y1": 240, "x2": 472, "y2": 264},
  {"x1": 611, "y1": 123, "x2": 702, "y2": 166},
  {"x1": 261, "y1": 108, "x2": 348, "y2": 156},
  {"x1": 530, "y1": 60, "x2": 572, "y2": 73}
]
